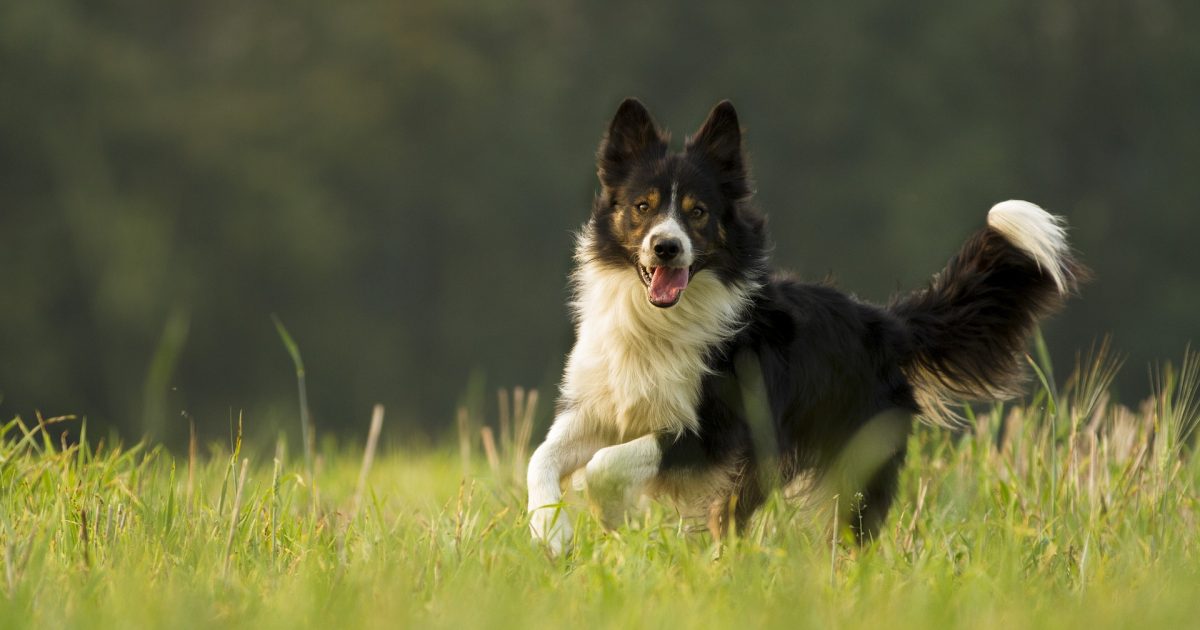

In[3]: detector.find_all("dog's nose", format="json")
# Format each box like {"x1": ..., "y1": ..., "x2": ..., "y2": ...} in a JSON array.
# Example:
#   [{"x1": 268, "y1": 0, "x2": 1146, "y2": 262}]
[{"x1": 652, "y1": 237, "x2": 682, "y2": 261}]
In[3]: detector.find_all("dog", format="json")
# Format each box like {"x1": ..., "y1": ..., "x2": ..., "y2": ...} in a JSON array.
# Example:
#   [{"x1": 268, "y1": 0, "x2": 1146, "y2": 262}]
[{"x1": 527, "y1": 98, "x2": 1082, "y2": 555}]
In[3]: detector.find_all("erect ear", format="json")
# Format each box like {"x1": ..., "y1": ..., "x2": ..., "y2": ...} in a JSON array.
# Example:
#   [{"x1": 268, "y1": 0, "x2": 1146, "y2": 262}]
[
  {"x1": 597, "y1": 98, "x2": 667, "y2": 189},
  {"x1": 688, "y1": 100, "x2": 744, "y2": 172},
  {"x1": 686, "y1": 100, "x2": 750, "y2": 199}
]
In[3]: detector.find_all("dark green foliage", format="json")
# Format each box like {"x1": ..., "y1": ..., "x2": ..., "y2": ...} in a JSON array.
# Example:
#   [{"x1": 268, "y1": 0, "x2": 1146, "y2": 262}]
[{"x1": 0, "y1": 1, "x2": 1197, "y2": 443}]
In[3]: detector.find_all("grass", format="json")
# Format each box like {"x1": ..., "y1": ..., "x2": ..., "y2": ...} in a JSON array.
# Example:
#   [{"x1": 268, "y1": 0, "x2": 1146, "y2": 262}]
[{"x1": 1, "y1": 346, "x2": 1199, "y2": 629}]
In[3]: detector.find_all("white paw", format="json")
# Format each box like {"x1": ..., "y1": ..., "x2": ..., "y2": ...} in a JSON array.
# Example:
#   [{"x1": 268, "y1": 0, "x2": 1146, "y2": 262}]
[
  {"x1": 529, "y1": 506, "x2": 573, "y2": 556},
  {"x1": 585, "y1": 450, "x2": 637, "y2": 528}
]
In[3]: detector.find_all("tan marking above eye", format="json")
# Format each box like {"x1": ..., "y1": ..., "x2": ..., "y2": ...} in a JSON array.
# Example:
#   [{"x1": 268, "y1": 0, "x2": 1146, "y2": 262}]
[
  {"x1": 635, "y1": 189, "x2": 661, "y2": 211},
  {"x1": 682, "y1": 195, "x2": 707, "y2": 221}
]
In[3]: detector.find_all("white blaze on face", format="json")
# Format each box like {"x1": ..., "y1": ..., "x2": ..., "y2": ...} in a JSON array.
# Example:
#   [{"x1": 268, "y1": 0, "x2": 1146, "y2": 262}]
[{"x1": 638, "y1": 182, "x2": 694, "y2": 269}]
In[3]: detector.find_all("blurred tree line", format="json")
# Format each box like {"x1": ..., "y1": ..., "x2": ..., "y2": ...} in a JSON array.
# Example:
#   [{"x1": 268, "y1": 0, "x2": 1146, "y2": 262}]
[{"x1": 1, "y1": 0, "x2": 1197, "y2": 447}]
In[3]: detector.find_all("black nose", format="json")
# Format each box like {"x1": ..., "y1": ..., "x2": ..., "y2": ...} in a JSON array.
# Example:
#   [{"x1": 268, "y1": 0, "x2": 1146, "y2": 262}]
[{"x1": 652, "y1": 237, "x2": 682, "y2": 261}]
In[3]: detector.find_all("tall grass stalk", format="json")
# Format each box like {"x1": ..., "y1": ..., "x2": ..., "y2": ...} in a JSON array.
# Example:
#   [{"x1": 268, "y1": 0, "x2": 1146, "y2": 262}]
[
  {"x1": 351, "y1": 404, "x2": 385, "y2": 520},
  {"x1": 272, "y1": 315, "x2": 315, "y2": 490}
]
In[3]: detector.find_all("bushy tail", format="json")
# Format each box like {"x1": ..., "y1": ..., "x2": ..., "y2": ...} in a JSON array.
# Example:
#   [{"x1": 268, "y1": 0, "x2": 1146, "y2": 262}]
[{"x1": 890, "y1": 200, "x2": 1086, "y2": 425}]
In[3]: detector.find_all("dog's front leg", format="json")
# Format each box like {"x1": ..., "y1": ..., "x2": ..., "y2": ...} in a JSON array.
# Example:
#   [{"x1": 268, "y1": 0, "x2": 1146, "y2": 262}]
[
  {"x1": 585, "y1": 434, "x2": 663, "y2": 529},
  {"x1": 527, "y1": 412, "x2": 605, "y2": 555}
]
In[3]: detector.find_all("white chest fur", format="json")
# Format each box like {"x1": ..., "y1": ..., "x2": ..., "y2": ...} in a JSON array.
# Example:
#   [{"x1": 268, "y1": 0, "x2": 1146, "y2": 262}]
[{"x1": 561, "y1": 260, "x2": 753, "y2": 440}]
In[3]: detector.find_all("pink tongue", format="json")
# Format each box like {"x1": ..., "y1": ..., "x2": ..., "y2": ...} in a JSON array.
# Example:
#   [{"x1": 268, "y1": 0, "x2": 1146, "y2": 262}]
[{"x1": 649, "y1": 267, "x2": 690, "y2": 305}]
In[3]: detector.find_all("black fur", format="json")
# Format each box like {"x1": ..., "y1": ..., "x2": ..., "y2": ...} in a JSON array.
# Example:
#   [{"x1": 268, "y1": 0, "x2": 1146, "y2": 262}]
[
  {"x1": 581, "y1": 98, "x2": 1083, "y2": 542},
  {"x1": 891, "y1": 227, "x2": 1086, "y2": 405}
]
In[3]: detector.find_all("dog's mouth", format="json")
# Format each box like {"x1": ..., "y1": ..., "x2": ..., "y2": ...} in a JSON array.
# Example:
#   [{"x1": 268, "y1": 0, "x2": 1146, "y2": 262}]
[{"x1": 638, "y1": 264, "x2": 691, "y2": 308}]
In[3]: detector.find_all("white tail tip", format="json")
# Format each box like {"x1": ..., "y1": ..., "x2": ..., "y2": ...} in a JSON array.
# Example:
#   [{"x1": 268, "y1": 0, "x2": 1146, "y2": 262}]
[{"x1": 987, "y1": 200, "x2": 1072, "y2": 293}]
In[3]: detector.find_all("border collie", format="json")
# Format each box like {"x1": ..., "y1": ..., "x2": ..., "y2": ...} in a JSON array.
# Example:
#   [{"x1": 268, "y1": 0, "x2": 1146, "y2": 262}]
[{"x1": 527, "y1": 98, "x2": 1083, "y2": 554}]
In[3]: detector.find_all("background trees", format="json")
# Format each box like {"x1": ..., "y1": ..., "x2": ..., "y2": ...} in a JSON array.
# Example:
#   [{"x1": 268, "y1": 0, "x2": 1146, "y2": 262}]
[{"x1": 2, "y1": 0, "x2": 1196, "y2": 446}]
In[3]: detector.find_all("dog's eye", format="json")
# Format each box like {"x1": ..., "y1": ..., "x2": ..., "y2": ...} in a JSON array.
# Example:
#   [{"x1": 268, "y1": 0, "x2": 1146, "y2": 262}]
[
  {"x1": 635, "y1": 202, "x2": 650, "y2": 213},
  {"x1": 690, "y1": 206, "x2": 706, "y2": 219}
]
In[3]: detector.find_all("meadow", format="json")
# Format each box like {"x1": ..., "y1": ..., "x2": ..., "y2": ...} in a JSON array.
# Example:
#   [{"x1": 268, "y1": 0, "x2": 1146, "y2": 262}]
[{"x1": 1, "y1": 341, "x2": 1198, "y2": 629}]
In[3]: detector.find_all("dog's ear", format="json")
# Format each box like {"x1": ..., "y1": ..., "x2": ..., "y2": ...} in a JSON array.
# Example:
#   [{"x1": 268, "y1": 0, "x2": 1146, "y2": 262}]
[
  {"x1": 597, "y1": 98, "x2": 667, "y2": 189},
  {"x1": 687, "y1": 100, "x2": 751, "y2": 201}
]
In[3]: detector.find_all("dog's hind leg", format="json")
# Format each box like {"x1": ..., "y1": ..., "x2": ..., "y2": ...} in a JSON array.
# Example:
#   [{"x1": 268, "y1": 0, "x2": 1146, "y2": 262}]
[
  {"x1": 847, "y1": 443, "x2": 908, "y2": 544},
  {"x1": 825, "y1": 410, "x2": 912, "y2": 544},
  {"x1": 584, "y1": 434, "x2": 663, "y2": 529}
]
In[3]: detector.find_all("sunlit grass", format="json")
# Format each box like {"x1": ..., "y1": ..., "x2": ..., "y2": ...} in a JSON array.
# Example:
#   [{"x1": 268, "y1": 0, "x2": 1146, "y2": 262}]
[{"x1": 1, "y1": 348, "x2": 1198, "y2": 628}]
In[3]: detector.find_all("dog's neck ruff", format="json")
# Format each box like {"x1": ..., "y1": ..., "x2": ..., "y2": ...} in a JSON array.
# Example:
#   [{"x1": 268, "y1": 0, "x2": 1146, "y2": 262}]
[{"x1": 562, "y1": 230, "x2": 757, "y2": 439}]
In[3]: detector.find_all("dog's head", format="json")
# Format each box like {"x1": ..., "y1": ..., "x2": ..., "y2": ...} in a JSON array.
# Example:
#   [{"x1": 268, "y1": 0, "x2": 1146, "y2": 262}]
[{"x1": 586, "y1": 99, "x2": 766, "y2": 308}]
